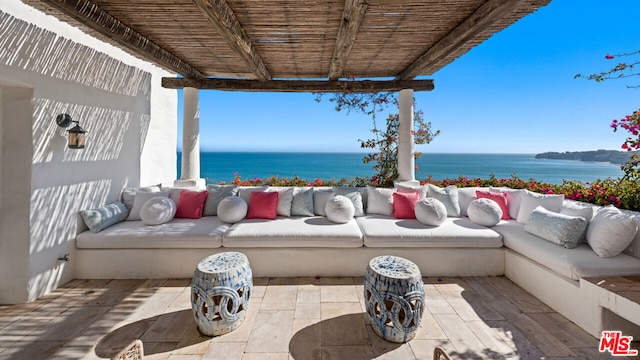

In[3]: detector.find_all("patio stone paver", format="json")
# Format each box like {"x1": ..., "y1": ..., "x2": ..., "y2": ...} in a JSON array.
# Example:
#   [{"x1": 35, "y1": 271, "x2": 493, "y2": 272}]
[
  {"x1": 294, "y1": 303, "x2": 321, "y2": 319},
  {"x1": 296, "y1": 290, "x2": 321, "y2": 305},
  {"x1": 0, "y1": 276, "x2": 637, "y2": 360},
  {"x1": 245, "y1": 310, "x2": 294, "y2": 353}
]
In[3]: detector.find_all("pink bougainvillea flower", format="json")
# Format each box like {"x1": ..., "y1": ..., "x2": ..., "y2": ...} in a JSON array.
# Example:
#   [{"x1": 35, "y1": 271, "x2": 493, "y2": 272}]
[{"x1": 605, "y1": 54, "x2": 614, "y2": 60}]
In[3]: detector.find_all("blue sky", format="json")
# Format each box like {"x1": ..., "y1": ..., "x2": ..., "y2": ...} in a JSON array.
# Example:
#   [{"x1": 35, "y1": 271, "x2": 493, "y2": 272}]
[{"x1": 177, "y1": 0, "x2": 640, "y2": 154}]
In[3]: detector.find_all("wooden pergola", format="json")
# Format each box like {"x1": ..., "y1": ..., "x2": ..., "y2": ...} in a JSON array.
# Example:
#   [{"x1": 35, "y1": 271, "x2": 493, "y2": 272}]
[
  {"x1": 24, "y1": 0, "x2": 550, "y2": 185},
  {"x1": 24, "y1": 0, "x2": 550, "y2": 91}
]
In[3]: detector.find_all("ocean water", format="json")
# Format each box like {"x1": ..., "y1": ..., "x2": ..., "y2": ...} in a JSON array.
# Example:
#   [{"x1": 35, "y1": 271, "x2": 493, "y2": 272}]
[{"x1": 178, "y1": 152, "x2": 625, "y2": 185}]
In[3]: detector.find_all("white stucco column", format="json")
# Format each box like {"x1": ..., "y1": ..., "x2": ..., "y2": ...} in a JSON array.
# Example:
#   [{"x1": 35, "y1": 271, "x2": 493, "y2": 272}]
[
  {"x1": 175, "y1": 87, "x2": 205, "y2": 188},
  {"x1": 396, "y1": 89, "x2": 418, "y2": 186}
]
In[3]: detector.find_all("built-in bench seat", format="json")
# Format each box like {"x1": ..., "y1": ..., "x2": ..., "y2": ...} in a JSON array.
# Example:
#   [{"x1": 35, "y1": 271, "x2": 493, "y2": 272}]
[
  {"x1": 74, "y1": 185, "x2": 640, "y2": 338},
  {"x1": 222, "y1": 216, "x2": 363, "y2": 248},
  {"x1": 356, "y1": 215, "x2": 503, "y2": 248},
  {"x1": 76, "y1": 218, "x2": 228, "y2": 249},
  {"x1": 495, "y1": 203, "x2": 640, "y2": 337},
  {"x1": 494, "y1": 220, "x2": 640, "y2": 280}
]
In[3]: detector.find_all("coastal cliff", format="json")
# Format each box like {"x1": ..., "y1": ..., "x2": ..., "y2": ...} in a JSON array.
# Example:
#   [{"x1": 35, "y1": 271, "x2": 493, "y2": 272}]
[{"x1": 535, "y1": 150, "x2": 638, "y2": 164}]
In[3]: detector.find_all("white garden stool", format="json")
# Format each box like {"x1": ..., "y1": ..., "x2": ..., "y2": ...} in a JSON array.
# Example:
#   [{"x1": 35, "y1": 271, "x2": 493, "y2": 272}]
[
  {"x1": 191, "y1": 252, "x2": 253, "y2": 336},
  {"x1": 364, "y1": 255, "x2": 425, "y2": 343}
]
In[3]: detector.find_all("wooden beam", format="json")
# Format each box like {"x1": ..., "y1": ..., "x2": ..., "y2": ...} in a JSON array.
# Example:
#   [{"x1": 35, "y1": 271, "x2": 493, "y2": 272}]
[
  {"x1": 36, "y1": 0, "x2": 204, "y2": 78},
  {"x1": 162, "y1": 78, "x2": 434, "y2": 92},
  {"x1": 397, "y1": 0, "x2": 523, "y2": 80},
  {"x1": 328, "y1": 0, "x2": 368, "y2": 80},
  {"x1": 192, "y1": 0, "x2": 271, "y2": 81}
]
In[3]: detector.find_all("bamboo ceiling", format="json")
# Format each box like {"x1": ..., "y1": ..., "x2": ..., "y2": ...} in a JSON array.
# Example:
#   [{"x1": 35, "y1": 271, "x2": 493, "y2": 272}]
[{"x1": 24, "y1": 0, "x2": 550, "y2": 90}]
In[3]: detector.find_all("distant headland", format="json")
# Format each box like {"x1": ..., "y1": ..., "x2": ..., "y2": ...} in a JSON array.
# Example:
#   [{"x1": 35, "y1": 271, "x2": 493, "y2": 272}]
[{"x1": 534, "y1": 149, "x2": 639, "y2": 164}]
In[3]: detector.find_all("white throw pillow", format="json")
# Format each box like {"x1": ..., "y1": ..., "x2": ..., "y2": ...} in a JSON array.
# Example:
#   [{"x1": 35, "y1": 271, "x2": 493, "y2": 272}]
[
  {"x1": 414, "y1": 198, "x2": 447, "y2": 226},
  {"x1": 490, "y1": 187, "x2": 524, "y2": 219},
  {"x1": 217, "y1": 196, "x2": 248, "y2": 223},
  {"x1": 560, "y1": 201, "x2": 594, "y2": 223},
  {"x1": 427, "y1": 184, "x2": 461, "y2": 217},
  {"x1": 121, "y1": 184, "x2": 161, "y2": 211},
  {"x1": 237, "y1": 186, "x2": 268, "y2": 205},
  {"x1": 516, "y1": 190, "x2": 564, "y2": 224},
  {"x1": 266, "y1": 187, "x2": 295, "y2": 217},
  {"x1": 165, "y1": 187, "x2": 184, "y2": 203},
  {"x1": 457, "y1": 187, "x2": 488, "y2": 217},
  {"x1": 366, "y1": 186, "x2": 394, "y2": 216},
  {"x1": 467, "y1": 198, "x2": 503, "y2": 227},
  {"x1": 395, "y1": 183, "x2": 428, "y2": 198},
  {"x1": 127, "y1": 191, "x2": 170, "y2": 221},
  {"x1": 313, "y1": 189, "x2": 334, "y2": 216},
  {"x1": 140, "y1": 196, "x2": 176, "y2": 225},
  {"x1": 291, "y1": 187, "x2": 314, "y2": 216},
  {"x1": 524, "y1": 206, "x2": 587, "y2": 249},
  {"x1": 325, "y1": 195, "x2": 355, "y2": 223},
  {"x1": 333, "y1": 187, "x2": 365, "y2": 216},
  {"x1": 203, "y1": 184, "x2": 237, "y2": 216},
  {"x1": 587, "y1": 206, "x2": 638, "y2": 258},
  {"x1": 560, "y1": 201, "x2": 594, "y2": 243}
]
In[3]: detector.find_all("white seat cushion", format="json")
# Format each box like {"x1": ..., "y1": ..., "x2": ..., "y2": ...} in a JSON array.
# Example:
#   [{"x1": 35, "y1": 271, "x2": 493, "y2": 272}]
[
  {"x1": 76, "y1": 218, "x2": 228, "y2": 249},
  {"x1": 494, "y1": 220, "x2": 640, "y2": 280},
  {"x1": 222, "y1": 216, "x2": 363, "y2": 248},
  {"x1": 356, "y1": 215, "x2": 503, "y2": 248}
]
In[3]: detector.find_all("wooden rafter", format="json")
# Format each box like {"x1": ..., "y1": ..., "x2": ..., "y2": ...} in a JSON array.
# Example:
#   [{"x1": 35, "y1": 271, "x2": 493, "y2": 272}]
[
  {"x1": 328, "y1": 0, "x2": 369, "y2": 80},
  {"x1": 35, "y1": 0, "x2": 204, "y2": 78},
  {"x1": 397, "y1": 0, "x2": 524, "y2": 80},
  {"x1": 192, "y1": 0, "x2": 271, "y2": 81},
  {"x1": 162, "y1": 78, "x2": 434, "y2": 92}
]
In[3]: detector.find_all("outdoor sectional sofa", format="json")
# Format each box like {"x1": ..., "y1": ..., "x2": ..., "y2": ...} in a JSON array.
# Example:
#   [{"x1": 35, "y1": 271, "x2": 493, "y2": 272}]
[{"x1": 74, "y1": 184, "x2": 640, "y2": 337}]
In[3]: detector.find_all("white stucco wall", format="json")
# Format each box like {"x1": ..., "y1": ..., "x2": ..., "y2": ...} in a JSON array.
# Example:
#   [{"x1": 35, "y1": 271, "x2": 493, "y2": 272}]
[
  {"x1": 0, "y1": 84, "x2": 33, "y2": 303},
  {"x1": 0, "y1": 1, "x2": 178, "y2": 303}
]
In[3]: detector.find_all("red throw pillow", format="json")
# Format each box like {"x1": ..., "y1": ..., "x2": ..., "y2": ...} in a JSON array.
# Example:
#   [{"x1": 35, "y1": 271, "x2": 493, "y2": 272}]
[
  {"x1": 246, "y1": 191, "x2": 279, "y2": 219},
  {"x1": 476, "y1": 190, "x2": 510, "y2": 220},
  {"x1": 174, "y1": 189, "x2": 208, "y2": 219},
  {"x1": 393, "y1": 191, "x2": 422, "y2": 219}
]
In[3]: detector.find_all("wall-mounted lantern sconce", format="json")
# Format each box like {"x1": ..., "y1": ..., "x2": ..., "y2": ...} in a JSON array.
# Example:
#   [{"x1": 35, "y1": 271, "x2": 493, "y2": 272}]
[{"x1": 56, "y1": 114, "x2": 86, "y2": 149}]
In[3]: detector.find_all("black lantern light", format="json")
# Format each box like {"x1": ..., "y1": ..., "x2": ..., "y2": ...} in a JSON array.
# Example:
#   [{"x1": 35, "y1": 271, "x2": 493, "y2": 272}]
[{"x1": 56, "y1": 114, "x2": 86, "y2": 149}]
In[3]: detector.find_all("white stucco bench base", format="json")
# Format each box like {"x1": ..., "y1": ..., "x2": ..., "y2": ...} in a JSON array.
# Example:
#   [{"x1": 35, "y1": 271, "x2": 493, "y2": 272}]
[{"x1": 74, "y1": 247, "x2": 505, "y2": 279}]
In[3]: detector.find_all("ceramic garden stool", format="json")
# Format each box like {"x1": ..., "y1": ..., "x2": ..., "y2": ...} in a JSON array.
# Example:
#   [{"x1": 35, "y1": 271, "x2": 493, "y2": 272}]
[
  {"x1": 191, "y1": 252, "x2": 253, "y2": 336},
  {"x1": 364, "y1": 255, "x2": 425, "y2": 343}
]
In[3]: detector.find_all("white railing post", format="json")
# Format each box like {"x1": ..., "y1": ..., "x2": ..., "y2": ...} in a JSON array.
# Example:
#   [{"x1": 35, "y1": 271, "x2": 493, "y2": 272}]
[
  {"x1": 396, "y1": 88, "x2": 419, "y2": 187},
  {"x1": 175, "y1": 87, "x2": 205, "y2": 188}
]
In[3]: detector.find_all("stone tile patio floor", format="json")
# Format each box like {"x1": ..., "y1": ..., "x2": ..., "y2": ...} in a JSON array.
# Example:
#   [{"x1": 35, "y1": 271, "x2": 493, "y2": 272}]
[{"x1": 0, "y1": 276, "x2": 637, "y2": 360}]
